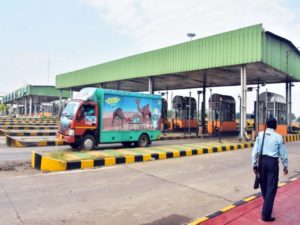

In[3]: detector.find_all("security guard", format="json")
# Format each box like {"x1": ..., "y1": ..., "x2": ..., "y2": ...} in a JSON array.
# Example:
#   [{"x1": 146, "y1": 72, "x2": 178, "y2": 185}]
[{"x1": 252, "y1": 117, "x2": 288, "y2": 222}]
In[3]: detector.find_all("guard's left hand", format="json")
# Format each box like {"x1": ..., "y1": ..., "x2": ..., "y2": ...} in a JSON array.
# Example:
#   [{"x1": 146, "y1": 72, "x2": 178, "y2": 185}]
[{"x1": 253, "y1": 166, "x2": 258, "y2": 175}]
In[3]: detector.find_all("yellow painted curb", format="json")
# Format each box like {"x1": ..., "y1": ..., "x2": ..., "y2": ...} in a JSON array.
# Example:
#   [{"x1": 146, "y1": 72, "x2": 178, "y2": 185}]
[{"x1": 41, "y1": 156, "x2": 67, "y2": 172}]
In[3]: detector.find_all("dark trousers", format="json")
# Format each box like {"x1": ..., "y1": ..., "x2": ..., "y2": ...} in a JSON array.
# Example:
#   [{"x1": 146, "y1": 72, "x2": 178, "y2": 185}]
[{"x1": 259, "y1": 155, "x2": 279, "y2": 219}]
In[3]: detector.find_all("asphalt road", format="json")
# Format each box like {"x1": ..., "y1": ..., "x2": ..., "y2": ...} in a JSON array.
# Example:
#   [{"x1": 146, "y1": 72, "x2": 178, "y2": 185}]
[{"x1": 0, "y1": 141, "x2": 299, "y2": 225}]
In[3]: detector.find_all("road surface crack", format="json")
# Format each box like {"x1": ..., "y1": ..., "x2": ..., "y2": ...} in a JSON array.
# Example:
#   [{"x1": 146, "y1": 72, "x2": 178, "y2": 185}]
[
  {"x1": 0, "y1": 182, "x2": 25, "y2": 225},
  {"x1": 126, "y1": 165, "x2": 234, "y2": 203}
]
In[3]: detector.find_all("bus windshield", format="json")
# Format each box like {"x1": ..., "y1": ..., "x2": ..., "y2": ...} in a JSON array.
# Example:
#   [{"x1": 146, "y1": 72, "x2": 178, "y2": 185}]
[{"x1": 61, "y1": 102, "x2": 80, "y2": 119}]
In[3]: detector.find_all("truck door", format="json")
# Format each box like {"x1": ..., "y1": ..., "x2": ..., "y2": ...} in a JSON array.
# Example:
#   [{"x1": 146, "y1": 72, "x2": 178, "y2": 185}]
[{"x1": 75, "y1": 103, "x2": 98, "y2": 136}]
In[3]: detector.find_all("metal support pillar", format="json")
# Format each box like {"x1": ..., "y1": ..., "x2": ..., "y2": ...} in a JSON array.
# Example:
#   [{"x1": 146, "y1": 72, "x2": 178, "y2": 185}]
[
  {"x1": 197, "y1": 91, "x2": 201, "y2": 121},
  {"x1": 286, "y1": 82, "x2": 289, "y2": 129},
  {"x1": 240, "y1": 66, "x2": 247, "y2": 140},
  {"x1": 201, "y1": 74, "x2": 207, "y2": 134},
  {"x1": 16, "y1": 100, "x2": 19, "y2": 115},
  {"x1": 166, "y1": 87, "x2": 169, "y2": 113},
  {"x1": 188, "y1": 90, "x2": 191, "y2": 135},
  {"x1": 238, "y1": 95, "x2": 241, "y2": 134},
  {"x1": 149, "y1": 77, "x2": 154, "y2": 94},
  {"x1": 289, "y1": 82, "x2": 292, "y2": 131},
  {"x1": 29, "y1": 96, "x2": 32, "y2": 116},
  {"x1": 285, "y1": 81, "x2": 292, "y2": 131},
  {"x1": 285, "y1": 82, "x2": 292, "y2": 132},
  {"x1": 255, "y1": 82, "x2": 260, "y2": 134},
  {"x1": 70, "y1": 89, "x2": 73, "y2": 99},
  {"x1": 59, "y1": 90, "x2": 62, "y2": 116},
  {"x1": 24, "y1": 97, "x2": 27, "y2": 115}
]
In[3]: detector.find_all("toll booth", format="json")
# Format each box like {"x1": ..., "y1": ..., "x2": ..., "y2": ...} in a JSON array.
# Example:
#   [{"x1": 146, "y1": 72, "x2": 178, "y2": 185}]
[
  {"x1": 208, "y1": 94, "x2": 236, "y2": 134},
  {"x1": 256, "y1": 92, "x2": 287, "y2": 135},
  {"x1": 38, "y1": 103, "x2": 55, "y2": 117},
  {"x1": 170, "y1": 95, "x2": 197, "y2": 131}
]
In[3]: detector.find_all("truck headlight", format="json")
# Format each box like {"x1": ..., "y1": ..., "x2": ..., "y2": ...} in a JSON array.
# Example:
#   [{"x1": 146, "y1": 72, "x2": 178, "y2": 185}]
[{"x1": 68, "y1": 129, "x2": 75, "y2": 136}]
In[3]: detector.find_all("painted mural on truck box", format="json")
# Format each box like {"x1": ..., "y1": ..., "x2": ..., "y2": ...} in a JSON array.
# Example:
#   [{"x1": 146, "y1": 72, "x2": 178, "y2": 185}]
[{"x1": 103, "y1": 94, "x2": 161, "y2": 131}]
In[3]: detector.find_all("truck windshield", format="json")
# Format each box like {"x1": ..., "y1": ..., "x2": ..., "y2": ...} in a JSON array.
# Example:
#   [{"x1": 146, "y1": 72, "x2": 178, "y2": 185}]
[{"x1": 61, "y1": 102, "x2": 80, "y2": 119}]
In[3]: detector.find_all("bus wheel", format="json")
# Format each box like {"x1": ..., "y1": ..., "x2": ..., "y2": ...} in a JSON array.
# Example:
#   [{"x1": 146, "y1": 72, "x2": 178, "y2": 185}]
[
  {"x1": 70, "y1": 143, "x2": 80, "y2": 149},
  {"x1": 81, "y1": 134, "x2": 96, "y2": 150},
  {"x1": 122, "y1": 142, "x2": 133, "y2": 147},
  {"x1": 136, "y1": 134, "x2": 149, "y2": 147}
]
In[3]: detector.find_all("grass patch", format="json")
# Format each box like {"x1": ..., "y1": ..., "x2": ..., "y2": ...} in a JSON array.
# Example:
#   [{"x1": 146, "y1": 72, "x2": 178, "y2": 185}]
[{"x1": 48, "y1": 150, "x2": 70, "y2": 160}]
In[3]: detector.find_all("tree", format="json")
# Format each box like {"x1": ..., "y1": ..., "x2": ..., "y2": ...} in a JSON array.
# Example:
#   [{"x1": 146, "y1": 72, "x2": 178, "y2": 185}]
[{"x1": 297, "y1": 117, "x2": 300, "y2": 123}]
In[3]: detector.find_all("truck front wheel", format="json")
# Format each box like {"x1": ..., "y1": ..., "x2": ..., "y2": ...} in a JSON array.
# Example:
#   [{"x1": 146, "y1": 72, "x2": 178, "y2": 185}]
[
  {"x1": 135, "y1": 134, "x2": 150, "y2": 147},
  {"x1": 81, "y1": 134, "x2": 96, "y2": 150}
]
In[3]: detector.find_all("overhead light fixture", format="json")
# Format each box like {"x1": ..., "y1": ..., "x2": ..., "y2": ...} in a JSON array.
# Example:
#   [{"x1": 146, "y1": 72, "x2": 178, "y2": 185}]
[{"x1": 187, "y1": 33, "x2": 196, "y2": 40}]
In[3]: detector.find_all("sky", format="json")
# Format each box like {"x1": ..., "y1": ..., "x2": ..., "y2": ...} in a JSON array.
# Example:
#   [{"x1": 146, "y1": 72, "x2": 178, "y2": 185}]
[{"x1": 1, "y1": 0, "x2": 300, "y2": 116}]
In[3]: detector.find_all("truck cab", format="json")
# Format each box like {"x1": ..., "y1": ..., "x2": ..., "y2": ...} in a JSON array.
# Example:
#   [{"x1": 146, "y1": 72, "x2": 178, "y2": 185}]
[{"x1": 57, "y1": 99, "x2": 99, "y2": 149}]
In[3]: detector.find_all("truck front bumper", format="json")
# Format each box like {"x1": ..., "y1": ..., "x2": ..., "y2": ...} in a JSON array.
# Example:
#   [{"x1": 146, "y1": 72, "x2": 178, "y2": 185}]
[{"x1": 56, "y1": 132, "x2": 75, "y2": 143}]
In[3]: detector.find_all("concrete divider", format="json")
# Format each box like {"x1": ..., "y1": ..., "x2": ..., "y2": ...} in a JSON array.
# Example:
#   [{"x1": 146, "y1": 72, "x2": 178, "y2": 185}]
[
  {"x1": 0, "y1": 122, "x2": 58, "y2": 126},
  {"x1": 32, "y1": 142, "x2": 254, "y2": 172},
  {"x1": 6, "y1": 136, "x2": 64, "y2": 147},
  {"x1": 0, "y1": 126, "x2": 58, "y2": 133},
  {"x1": 0, "y1": 120, "x2": 58, "y2": 123},
  {"x1": 31, "y1": 134, "x2": 300, "y2": 172},
  {"x1": 159, "y1": 135, "x2": 199, "y2": 141},
  {"x1": 3, "y1": 130, "x2": 57, "y2": 136},
  {"x1": 32, "y1": 152, "x2": 67, "y2": 171}
]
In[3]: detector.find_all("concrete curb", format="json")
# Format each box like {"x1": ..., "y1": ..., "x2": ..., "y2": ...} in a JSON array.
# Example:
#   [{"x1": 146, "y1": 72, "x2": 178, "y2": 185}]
[
  {"x1": 159, "y1": 135, "x2": 199, "y2": 140},
  {"x1": 32, "y1": 142, "x2": 254, "y2": 172},
  {"x1": 0, "y1": 126, "x2": 58, "y2": 130},
  {"x1": 0, "y1": 127, "x2": 58, "y2": 135},
  {"x1": 0, "y1": 123, "x2": 58, "y2": 126},
  {"x1": 6, "y1": 136, "x2": 64, "y2": 147},
  {"x1": 7, "y1": 132, "x2": 300, "y2": 148},
  {"x1": 188, "y1": 176, "x2": 300, "y2": 225},
  {"x1": 284, "y1": 134, "x2": 300, "y2": 143},
  {"x1": 0, "y1": 121, "x2": 58, "y2": 124},
  {"x1": 31, "y1": 133, "x2": 300, "y2": 172},
  {"x1": 3, "y1": 131, "x2": 57, "y2": 137}
]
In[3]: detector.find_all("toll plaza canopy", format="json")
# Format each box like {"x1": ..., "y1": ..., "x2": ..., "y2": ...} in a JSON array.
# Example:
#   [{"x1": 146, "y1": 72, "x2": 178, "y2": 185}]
[
  {"x1": 3, "y1": 85, "x2": 70, "y2": 104},
  {"x1": 3, "y1": 85, "x2": 71, "y2": 116},
  {"x1": 56, "y1": 24, "x2": 300, "y2": 92}
]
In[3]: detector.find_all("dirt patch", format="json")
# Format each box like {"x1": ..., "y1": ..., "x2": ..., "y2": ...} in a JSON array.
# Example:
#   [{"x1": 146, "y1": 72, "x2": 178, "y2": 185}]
[{"x1": 0, "y1": 160, "x2": 39, "y2": 177}]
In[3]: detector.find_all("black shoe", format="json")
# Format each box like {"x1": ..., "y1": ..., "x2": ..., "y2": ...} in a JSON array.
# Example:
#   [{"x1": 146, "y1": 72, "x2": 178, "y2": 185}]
[{"x1": 262, "y1": 216, "x2": 276, "y2": 222}]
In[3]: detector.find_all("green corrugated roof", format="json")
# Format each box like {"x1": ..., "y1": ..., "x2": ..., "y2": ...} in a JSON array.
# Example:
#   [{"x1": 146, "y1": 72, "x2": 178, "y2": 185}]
[
  {"x1": 3, "y1": 85, "x2": 70, "y2": 103},
  {"x1": 56, "y1": 24, "x2": 300, "y2": 90}
]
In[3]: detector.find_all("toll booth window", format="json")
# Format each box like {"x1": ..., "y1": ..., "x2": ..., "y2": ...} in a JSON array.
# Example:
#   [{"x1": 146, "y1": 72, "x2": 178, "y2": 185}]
[
  {"x1": 222, "y1": 103, "x2": 235, "y2": 121},
  {"x1": 277, "y1": 103, "x2": 286, "y2": 124},
  {"x1": 258, "y1": 101, "x2": 286, "y2": 124},
  {"x1": 209, "y1": 101, "x2": 235, "y2": 121}
]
